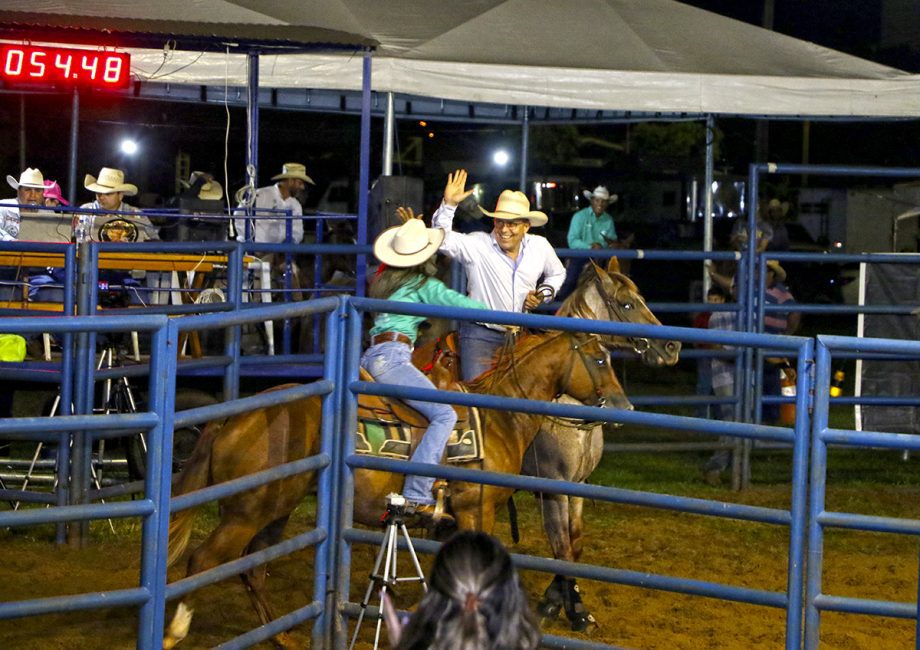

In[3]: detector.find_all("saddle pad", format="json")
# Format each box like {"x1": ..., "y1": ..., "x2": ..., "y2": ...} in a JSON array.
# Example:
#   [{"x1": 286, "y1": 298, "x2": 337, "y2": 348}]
[{"x1": 355, "y1": 406, "x2": 483, "y2": 464}]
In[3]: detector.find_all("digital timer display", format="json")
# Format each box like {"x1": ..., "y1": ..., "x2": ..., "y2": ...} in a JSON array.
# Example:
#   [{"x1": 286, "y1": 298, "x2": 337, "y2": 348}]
[{"x1": 0, "y1": 45, "x2": 130, "y2": 88}]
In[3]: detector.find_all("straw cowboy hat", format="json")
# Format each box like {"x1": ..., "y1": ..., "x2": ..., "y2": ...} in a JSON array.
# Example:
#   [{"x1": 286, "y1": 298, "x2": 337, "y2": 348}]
[
  {"x1": 181, "y1": 171, "x2": 223, "y2": 201},
  {"x1": 766, "y1": 260, "x2": 787, "y2": 282},
  {"x1": 373, "y1": 217, "x2": 445, "y2": 268},
  {"x1": 84, "y1": 167, "x2": 138, "y2": 196},
  {"x1": 6, "y1": 168, "x2": 46, "y2": 190},
  {"x1": 479, "y1": 190, "x2": 548, "y2": 227},
  {"x1": 43, "y1": 180, "x2": 69, "y2": 206},
  {"x1": 271, "y1": 162, "x2": 315, "y2": 185},
  {"x1": 583, "y1": 185, "x2": 618, "y2": 203}
]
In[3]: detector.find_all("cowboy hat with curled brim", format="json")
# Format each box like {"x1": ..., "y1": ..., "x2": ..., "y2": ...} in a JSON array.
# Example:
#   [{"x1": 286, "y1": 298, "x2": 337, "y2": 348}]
[
  {"x1": 271, "y1": 162, "x2": 315, "y2": 185},
  {"x1": 766, "y1": 260, "x2": 787, "y2": 282},
  {"x1": 766, "y1": 198, "x2": 790, "y2": 217},
  {"x1": 479, "y1": 190, "x2": 548, "y2": 227},
  {"x1": 84, "y1": 167, "x2": 138, "y2": 196},
  {"x1": 180, "y1": 171, "x2": 223, "y2": 201},
  {"x1": 7, "y1": 168, "x2": 46, "y2": 190},
  {"x1": 582, "y1": 185, "x2": 618, "y2": 203},
  {"x1": 373, "y1": 217, "x2": 445, "y2": 268}
]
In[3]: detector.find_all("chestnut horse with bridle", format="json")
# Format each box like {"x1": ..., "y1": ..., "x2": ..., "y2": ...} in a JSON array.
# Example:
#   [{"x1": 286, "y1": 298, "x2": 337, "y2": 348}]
[{"x1": 162, "y1": 328, "x2": 631, "y2": 648}]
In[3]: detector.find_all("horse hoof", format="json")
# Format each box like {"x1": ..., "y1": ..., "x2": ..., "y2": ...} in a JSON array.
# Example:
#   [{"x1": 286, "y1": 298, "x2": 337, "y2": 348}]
[
  {"x1": 570, "y1": 613, "x2": 599, "y2": 634},
  {"x1": 536, "y1": 600, "x2": 563, "y2": 620}
]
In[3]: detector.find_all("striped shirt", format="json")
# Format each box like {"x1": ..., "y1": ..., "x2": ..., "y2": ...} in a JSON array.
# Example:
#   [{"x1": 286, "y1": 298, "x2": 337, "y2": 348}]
[{"x1": 764, "y1": 282, "x2": 795, "y2": 335}]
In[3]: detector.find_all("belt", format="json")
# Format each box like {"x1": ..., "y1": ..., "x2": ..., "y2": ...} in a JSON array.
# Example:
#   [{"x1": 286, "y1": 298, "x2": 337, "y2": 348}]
[{"x1": 372, "y1": 331, "x2": 413, "y2": 346}]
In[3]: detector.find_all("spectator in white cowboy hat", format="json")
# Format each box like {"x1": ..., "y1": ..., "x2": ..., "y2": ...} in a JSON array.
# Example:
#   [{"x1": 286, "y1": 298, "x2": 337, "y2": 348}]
[
  {"x1": 432, "y1": 169, "x2": 566, "y2": 381},
  {"x1": 558, "y1": 184, "x2": 619, "y2": 300},
  {"x1": 234, "y1": 162, "x2": 315, "y2": 303},
  {"x1": 233, "y1": 162, "x2": 314, "y2": 244},
  {"x1": 0, "y1": 167, "x2": 46, "y2": 241},
  {"x1": 80, "y1": 167, "x2": 159, "y2": 242}
]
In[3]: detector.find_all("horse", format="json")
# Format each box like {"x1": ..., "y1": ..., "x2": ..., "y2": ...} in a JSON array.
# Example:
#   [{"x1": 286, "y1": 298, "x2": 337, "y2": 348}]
[
  {"x1": 524, "y1": 261, "x2": 681, "y2": 632},
  {"x1": 162, "y1": 329, "x2": 632, "y2": 649},
  {"x1": 416, "y1": 261, "x2": 681, "y2": 632}
]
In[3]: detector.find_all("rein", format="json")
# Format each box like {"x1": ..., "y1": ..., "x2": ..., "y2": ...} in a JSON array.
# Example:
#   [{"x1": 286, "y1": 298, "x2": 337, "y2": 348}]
[{"x1": 498, "y1": 330, "x2": 612, "y2": 428}]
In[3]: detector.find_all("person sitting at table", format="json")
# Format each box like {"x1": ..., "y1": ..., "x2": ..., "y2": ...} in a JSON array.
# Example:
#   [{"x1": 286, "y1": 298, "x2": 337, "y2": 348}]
[
  {"x1": 80, "y1": 167, "x2": 159, "y2": 243},
  {"x1": 43, "y1": 180, "x2": 69, "y2": 210}
]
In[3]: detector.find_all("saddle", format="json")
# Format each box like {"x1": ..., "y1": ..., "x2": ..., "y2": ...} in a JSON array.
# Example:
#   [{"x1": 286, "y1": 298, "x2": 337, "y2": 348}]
[{"x1": 355, "y1": 364, "x2": 484, "y2": 464}]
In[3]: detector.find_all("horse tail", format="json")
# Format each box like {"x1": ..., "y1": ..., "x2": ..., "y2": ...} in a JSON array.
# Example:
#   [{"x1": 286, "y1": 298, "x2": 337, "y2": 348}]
[
  {"x1": 507, "y1": 494, "x2": 520, "y2": 544},
  {"x1": 167, "y1": 420, "x2": 221, "y2": 568}
]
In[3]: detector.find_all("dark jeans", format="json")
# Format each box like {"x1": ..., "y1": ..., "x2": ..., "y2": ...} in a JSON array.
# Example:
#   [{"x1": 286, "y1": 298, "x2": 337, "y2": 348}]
[{"x1": 458, "y1": 321, "x2": 507, "y2": 382}]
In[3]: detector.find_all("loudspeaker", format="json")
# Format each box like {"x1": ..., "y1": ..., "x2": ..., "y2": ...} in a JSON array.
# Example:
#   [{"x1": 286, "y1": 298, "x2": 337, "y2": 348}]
[{"x1": 368, "y1": 176, "x2": 424, "y2": 240}]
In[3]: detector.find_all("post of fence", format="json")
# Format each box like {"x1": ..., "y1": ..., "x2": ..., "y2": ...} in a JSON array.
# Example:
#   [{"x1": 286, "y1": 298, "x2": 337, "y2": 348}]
[
  {"x1": 137, "y1": 317, "x2": 176, "y2": 649},
  {"x1": 332, "y1": 297, "x2": 364, "y2": 649},
  {"x1": 315, "y1": 295, "x2": 347, "y2": 647},
  {"x1": 223, "y1": 242, "x2": 243, "y2": 400}
]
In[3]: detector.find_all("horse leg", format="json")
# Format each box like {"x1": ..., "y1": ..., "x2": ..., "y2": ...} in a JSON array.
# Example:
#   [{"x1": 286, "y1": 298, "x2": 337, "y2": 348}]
[
  {"x1": 239, "y1": 516, "x2": 297, "y2": 649},
  {"x1": 562, "y1": 494, "x2": 598, "y2": 633},
  {"x1": 164, "y1": 517, "x2": 262, "y2": 649},
  {"x1": 534, "y1": 493, "x2": 570, "y2": 622}
]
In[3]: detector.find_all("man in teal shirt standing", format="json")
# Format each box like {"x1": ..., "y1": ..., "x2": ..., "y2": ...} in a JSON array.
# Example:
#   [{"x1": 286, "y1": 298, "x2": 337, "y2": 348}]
[{"x1": 559, "y1": 185, "x2": 618, "y2": 299}]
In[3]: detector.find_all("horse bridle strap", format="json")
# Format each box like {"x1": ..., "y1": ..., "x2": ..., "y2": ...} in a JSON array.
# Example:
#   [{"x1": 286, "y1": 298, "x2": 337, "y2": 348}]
[
  {"x1": 565, "y1": 333, "x2": 610, "y2": 408},
  {"x1": 591, "y1": 274, "x2": 651, "y2": 356}
]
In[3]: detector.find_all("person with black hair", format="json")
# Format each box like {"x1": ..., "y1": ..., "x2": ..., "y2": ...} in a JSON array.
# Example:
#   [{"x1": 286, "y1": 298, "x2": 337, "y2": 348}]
[
  {"x1": 392, "y1": 531, "x2": 541, "y2": 650},
  {"x1": 363, "y1": 204, "x2": 487, "y2": 525}
]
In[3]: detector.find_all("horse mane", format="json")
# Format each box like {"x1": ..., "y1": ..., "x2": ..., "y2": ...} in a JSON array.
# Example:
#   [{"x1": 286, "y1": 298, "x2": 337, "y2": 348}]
[{"x1": 464, "y1": 330, "x2": 564, "y2": 393}]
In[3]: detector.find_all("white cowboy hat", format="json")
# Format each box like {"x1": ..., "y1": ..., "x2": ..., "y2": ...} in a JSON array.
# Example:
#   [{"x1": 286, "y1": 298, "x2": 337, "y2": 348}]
[
  {"x1": 479, "y1": 190, "x2": 548, "y2": 227},
  {"x1": 271, "y1": 162, "x2": 315, "y2": 185},
  {"x1": 84, "y1": 167, "x2": 138, "y2": 196},
  {"x1": 7, "y1": 168, "x2": 46, "y2": 190},
  {"x1": 583, "y1": 185, "x2": 618, "y2": 203},
  {"x1": 181, "y1": 171, "x2": 223, "y2": 201},
  {"x1": 373, "y1": 217, "x2": 445, "y2": 268}
]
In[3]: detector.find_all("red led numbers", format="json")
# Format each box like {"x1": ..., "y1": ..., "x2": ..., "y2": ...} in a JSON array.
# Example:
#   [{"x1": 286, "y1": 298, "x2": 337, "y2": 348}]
[{"x1": 0, "y1": 45, "x2": 130, "y2": 88}]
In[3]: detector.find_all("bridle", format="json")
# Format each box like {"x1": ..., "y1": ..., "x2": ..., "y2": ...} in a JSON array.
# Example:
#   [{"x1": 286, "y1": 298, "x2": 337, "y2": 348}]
[
  {"x1": 589, "y1": 272, "x2": 652, "y2": 356},
  {"x1": 560, "y1": 332, "x2": 615, "y2": 408}
]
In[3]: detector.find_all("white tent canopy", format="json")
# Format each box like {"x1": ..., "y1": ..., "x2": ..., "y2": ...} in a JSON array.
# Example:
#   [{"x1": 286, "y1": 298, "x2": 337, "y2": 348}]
[{"x1": 1, "y1": 0, "x2": 919, "y2": 117}]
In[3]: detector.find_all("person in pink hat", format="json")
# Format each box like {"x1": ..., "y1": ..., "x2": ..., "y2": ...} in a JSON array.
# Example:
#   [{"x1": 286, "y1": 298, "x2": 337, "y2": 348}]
[{"x1": 42, "y1": 180, "x2": 70, "y2": 208}]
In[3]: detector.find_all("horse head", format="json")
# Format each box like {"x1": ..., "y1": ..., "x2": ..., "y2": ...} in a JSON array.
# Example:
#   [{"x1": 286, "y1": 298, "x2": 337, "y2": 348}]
[
  {"x1": 560, "y1": 333, "x2": 632, "y2": 412},
  {"x1": 558, "y1": 262, "x2": 681, "y2": 367}
]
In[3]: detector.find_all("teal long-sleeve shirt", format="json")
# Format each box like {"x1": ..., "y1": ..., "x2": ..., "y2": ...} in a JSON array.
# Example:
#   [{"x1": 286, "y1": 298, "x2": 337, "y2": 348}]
[
  {"x1": 369, "y1": 276, "x2": 488, "y2": 345},
  {"x1": 567, "y1": 207, "x2": 617, "y2": 249}
]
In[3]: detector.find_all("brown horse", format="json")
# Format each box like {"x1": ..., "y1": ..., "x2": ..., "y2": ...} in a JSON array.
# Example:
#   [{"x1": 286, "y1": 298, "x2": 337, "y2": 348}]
[{"x1": 163, "y1": 329, "x2": 631, "y2": 648}]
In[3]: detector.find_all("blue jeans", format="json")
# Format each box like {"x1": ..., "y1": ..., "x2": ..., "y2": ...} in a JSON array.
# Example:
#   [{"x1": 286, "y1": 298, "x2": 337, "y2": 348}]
[
  {"x1": 458, "y1": 321, "x2": 507, "y2": 382},
  {"x1": 361, "y1": 341, "x2": 457, "y2": 505}
]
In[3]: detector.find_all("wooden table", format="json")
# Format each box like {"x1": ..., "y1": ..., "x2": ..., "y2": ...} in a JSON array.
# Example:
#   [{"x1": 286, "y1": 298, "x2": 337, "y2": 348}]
[{"x1": 0, "y1": 250, "x2": 274, "y2": 356}]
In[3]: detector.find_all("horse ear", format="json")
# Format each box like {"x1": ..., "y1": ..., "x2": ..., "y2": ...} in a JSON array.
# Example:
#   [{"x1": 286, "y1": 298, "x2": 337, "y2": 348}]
[{"x1": 605, "y1": 256, "x2": 621, "y2": 275}]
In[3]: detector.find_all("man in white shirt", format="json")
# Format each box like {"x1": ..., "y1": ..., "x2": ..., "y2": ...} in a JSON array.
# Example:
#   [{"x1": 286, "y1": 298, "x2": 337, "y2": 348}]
[
  {"x1": 234, "y1": 162, "x2": 313, "y2": 244},
  {"x1": 0, "y1": 167, "x2": 46, "y2": 242},
  {"x1": 432, "y1": 169, "x2": 566, "y2": 381},
  {"x1": 80, "y1": 167, "x2": 159, "y2": 242}
]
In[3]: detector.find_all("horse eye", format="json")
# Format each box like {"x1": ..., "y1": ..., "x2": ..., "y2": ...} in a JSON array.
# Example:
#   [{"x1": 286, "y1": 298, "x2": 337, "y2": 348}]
[
  {"x1": 621, "y1": 302, "x2": 633, "y2": 310},
  {"x1": 595, "y1": 357, "x2": 607, "y2": 366}
]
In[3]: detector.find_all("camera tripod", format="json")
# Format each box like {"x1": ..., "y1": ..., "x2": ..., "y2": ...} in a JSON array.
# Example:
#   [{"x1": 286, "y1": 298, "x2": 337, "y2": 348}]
[{"x1": 349, "y1": 493, "x2": 428, "y2": 650}]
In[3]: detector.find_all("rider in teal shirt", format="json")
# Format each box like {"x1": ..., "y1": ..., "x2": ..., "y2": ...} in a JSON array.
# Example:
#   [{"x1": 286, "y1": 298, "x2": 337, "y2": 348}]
[{"x1": 560, "y1": 185, "x2": 618, "y2": 299}]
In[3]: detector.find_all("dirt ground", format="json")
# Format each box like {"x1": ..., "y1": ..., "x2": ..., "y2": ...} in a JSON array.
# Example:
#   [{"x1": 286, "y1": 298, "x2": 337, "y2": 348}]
[{"x1": 1, "y1": 485, "x2": 917, "y2": 650}]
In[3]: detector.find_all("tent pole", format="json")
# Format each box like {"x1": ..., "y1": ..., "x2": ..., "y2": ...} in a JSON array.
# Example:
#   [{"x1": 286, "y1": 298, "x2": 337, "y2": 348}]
[
  {"x1": 703, "y1": 115, "x2": 714, "y2": 296},
  {"x1": 247, "y1": 51, "x2": 260, "y2": 193},
  {"x1": 519, "y1": 105, "x2": 529, "y2": 191},
  {"x1": 67, "y1": 89, "x2": 79, "y2": 207},
  {"x1": 382, "y1": 92, "x2": 395, "y2": 176}
]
